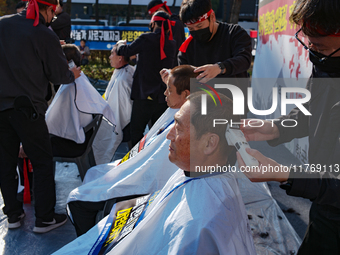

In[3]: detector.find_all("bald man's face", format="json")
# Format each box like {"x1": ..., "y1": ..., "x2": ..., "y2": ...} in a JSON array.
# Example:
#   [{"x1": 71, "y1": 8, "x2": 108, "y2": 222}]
[
  {"x1": 166, "y1": 102, "x2": 191, "y2": 170},
  {"x1": 164, "y1": 75, "x2": 188, "y2": 109}
]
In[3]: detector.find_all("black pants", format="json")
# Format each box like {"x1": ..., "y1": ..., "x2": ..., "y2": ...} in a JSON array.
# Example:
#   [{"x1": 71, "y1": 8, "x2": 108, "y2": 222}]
[
  {"x1": 298, "y1": 203, "x2": 340, "y2": 255},
  {"x1": 0, "y1": 109, "x2": 56, "y2": 221},
  {"x1": 50, "y1": 129, "x2": 93, "y2": 158},
  {"x1": 130, "y1": 99, "x2": 168, "y2": 147},
  {"x1": 69, "y1": 194, "x2": 143, "y2": 236},
  {"x1": 68, "y1": 200, "x2": 106, "y2": 237}
]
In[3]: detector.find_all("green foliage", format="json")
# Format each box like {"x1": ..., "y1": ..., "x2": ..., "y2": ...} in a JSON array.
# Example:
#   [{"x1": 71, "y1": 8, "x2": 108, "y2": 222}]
[
  {"x1": 0, "y1": 0, "x2": 8, "y2": 15},
  {"x1": 2, "y1": 0, "x2": 17, "y2": 15},
  {"x1": 81, "y1": 50, "x2": 113, "y2": 80},
  {"x1": 82, "y1": 64, "x2": 114, "y2": 81},
  {"x1": 88, "y1": 50, "x2": 112, "y2": 67}
]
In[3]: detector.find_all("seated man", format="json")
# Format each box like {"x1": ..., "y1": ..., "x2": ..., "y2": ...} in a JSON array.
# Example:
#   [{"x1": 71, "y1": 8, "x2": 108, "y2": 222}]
[
  {"x1": 54, "y1": 92, "x2": 257, "y2": 254},
  {"x1": 46, "y1": 44, "x2": 116, "y2": 164},
  {"x1": 67, "y1": 65, "x2": 194, "y2": 236},
  {"x1": 102, "y1": 41, "x2": 134, "y2": 155}
]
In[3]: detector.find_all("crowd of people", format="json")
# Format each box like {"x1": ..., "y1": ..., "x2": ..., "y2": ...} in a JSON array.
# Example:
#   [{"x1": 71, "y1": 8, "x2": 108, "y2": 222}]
[{"x1": 0, "y1": 0, "x2": 339, "y2": 254}]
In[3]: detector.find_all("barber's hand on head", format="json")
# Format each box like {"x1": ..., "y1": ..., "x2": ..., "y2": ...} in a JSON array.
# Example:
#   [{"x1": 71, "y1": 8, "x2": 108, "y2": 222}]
[
  {"x1": 71, "y1": 66, "x2": 81, "y2": 79},
  {"x1": 194, "y1": 64, "x2": 222, "y2": 83},
  {"x1": 18, "y1": 145, "x2": 27, "y2": 158},
  {"x1": 237, "y1": 148, "x2": 289, "y2": 183},
  {"x1": 160, "y1": 68, "x2": 170, "y2": 84},
  {"x1": 60, "y1": 40, "x2": 66, "y2": 45},
  {"x1": 240, "y1": 119, "x2": 280, "y2": 142}
]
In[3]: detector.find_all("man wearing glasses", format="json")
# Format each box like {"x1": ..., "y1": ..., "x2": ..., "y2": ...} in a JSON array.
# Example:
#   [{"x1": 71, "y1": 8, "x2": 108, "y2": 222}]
[{"x1": 238, "y1": 0, "x2": 340, "y2": 254}]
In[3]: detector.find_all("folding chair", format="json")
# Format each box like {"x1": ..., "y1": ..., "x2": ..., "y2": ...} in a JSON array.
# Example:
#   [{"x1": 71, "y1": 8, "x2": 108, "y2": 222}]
[{"x1": 53, "y1": 114, "x2": 103, "y2": 181}]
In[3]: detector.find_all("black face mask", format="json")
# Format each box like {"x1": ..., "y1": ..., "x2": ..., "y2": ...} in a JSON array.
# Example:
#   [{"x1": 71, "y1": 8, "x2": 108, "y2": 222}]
[
  {"x1": 309, "y1": 51, "x2": 340, "y2": 74},
  {"x1": 149, "y1": 23, "x2": 154, "y2": 32},
  {"x1": 190, "y1": 26, "x2": 212, "y2": 43}
]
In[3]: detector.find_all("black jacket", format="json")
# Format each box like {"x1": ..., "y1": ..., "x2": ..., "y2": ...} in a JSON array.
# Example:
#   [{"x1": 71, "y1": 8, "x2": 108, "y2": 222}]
[
  {"x1": 0, "y1": 11, "x2": 74, "y2": 114},
  {"x1": 51, "y1": 11, "x2": 71, "y2": 40},
  {"x1": 170, "y1": 14, "x2": 185, "y2": 54},
  {"x1": 117, "y1": 29, "x2": 177, "y2": 103},
  {"x1": 178, "y1": 22, "x2": 252, "y2": 78},
  {"x1": 269, "y1": 67, "x2": 340, "y2": 216}
]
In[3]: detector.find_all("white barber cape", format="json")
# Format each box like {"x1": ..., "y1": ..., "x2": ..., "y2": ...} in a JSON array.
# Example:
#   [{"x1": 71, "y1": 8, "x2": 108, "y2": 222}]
[
  {"x1": 98, "y1": 65, "x2": 134, "y2": 163},
  {"x1": 68, "y1": 107, "x2": 179, "y2": 203},
  {"x1": 46, "y1": 72, "x2": 116, "y2": 164},
  {"x1": 54, "y1": 170, "x2": 257, "y2": 255},
  {"x1": 235, "y1": 172, "x2": 301, "y2": 254}
]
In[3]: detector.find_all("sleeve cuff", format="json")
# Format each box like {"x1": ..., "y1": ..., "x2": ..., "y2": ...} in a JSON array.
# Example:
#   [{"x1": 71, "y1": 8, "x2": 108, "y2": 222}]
[
  {"x1": 222, "y1": 61, "x2": 233, "y2": 76},
  {"x1": 283, "y1": 167, "x2": 318, "y2": 200},
  {"x1": 267, "y1": 120, "x2": 283, "y2": 147}
]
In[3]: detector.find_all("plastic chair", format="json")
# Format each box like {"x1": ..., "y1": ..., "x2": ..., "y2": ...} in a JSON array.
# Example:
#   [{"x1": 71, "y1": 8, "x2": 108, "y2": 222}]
[{"x1": 53, "y1": 114, "x2": 103, "y2": 181}]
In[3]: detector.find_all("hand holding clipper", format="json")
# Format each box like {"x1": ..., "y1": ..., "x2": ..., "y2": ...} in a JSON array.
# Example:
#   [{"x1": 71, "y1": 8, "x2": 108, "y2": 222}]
[{"x1": 225, "y1": 124, "x2": 259, "y2": 167}]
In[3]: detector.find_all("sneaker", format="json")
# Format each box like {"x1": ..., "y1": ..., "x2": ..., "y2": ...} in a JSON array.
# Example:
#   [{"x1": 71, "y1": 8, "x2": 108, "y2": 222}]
[
  {"x1": 33, "y1": 213, "x2": 67, "y2": 233},
  {"x1": 8, "y1": 212, "x2": 25, "y2": 229}
]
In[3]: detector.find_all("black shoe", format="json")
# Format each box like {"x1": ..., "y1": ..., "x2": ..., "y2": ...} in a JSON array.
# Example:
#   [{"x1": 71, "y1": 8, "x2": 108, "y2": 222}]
[
  {"x1": 33, "y1": 213, "x2": 67, "y2": 233},
  {"x1": 8, "y1": 212, "x2": 25, "y2": 229}
]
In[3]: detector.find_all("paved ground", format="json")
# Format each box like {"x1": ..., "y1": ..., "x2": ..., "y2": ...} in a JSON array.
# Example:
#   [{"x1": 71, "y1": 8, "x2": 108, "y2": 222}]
[{"x1": 0, "y1": 140, "x2": 311, "y2": 254}]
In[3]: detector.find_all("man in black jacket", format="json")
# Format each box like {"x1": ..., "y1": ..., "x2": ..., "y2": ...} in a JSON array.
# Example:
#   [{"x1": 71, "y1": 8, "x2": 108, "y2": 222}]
[
  {"x1": 161, "y1": 0, "x2": 251, "y2": 166},
  {"x1": 117, "y1": 11, "x2": 177, "y2": 147},
  {"x1": 51, "y1": 0, "x2": 71, "y2": 41},
  {"x1": 0, "y1": 0, "x2": 80, "y2": 233},
  {"x1": 239, "y1": 0, "x2": 340, "y2": 254},
  {"x1": 147, "y1": 0, "x2": 185, "y2": 55},
  {"x1": 178, "y1": 0, "x2": 252, "y2": 83}
]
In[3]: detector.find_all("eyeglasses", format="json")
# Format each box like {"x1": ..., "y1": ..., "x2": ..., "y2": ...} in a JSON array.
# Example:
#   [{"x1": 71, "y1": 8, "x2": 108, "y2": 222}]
[{"x1": 295, "y1": 28, "x2": 340, "y2": 64}]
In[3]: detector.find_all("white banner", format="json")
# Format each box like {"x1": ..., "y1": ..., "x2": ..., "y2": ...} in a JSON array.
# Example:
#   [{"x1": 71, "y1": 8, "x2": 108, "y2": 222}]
[{"x1": 252, "y1": 0, "x2": 312, "y2": 164}]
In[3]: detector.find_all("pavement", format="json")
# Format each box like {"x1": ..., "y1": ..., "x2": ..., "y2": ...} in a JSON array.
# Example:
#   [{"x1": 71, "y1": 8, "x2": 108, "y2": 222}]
[{"x1": 0, "y1": 140, "x2": 311, "y2": 254}]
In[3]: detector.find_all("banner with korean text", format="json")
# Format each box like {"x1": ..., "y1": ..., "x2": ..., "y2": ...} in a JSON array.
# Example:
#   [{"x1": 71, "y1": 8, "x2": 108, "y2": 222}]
[
  {"x1": 70, "y1": 26, "x2": 149, "y2": 50},
  {"x1": 71, "y1": 25, "x2": 190, "y2": 50}
]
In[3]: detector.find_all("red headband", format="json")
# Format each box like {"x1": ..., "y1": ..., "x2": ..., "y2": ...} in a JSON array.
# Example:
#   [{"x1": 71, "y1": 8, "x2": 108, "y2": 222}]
[
  {"x1": 185, "y1": 9, "x2": 213, "y2": 25},
  {"x1": 305, "y1": 21, "x2": 340, "y2": 37},
  {"x1": 148, "y1": 1, "x2": 172, "y2": 16},
  {"x1": 24, "y1": 0, "x2": 57, "y2": 26},
  {"x1": 151, "y1": 16, "x2": 175, "y2": 60}
]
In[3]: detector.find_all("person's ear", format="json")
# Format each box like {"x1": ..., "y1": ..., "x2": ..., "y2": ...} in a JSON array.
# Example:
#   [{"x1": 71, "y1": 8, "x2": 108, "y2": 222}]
[
  {"x1": 202, "y1": 133, "x2": 219, "y2": 155},
  {"x1": 48, "y1": 6, "x2": 54, "y2": 14},
  {"x1": 181, "y1": 90, "x2": 190, "y2": 98},
  {"x1": 210, "y1": 11, "x2": 216, "y2": 23}
]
